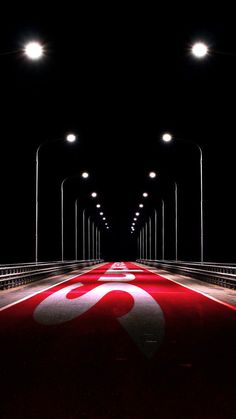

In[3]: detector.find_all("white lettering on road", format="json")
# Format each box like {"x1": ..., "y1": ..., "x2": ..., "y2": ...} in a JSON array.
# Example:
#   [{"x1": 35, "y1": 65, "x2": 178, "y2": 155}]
[{"x1": 34, "y1": 281, "x2": 165, "y2": 358}]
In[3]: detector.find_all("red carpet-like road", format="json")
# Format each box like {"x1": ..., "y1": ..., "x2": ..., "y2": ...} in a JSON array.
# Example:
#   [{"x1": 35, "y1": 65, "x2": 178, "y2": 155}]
[{"x1": 0, "y1": 262, "x2": 236, "y2": 418}]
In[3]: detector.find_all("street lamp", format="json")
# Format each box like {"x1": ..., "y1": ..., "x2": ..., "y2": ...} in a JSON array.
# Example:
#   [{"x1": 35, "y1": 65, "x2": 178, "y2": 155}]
[
  {"x1": 81, "y1": 202, "x2": 107, "y2": 261},
  {"x1": 162, "y1": 133, "x2": 172, "y2": 142},
  {"x1": 149, "y1": 171, "x2": 157, "y2": 178},
  {"x1": 61, "y1": 169, "x2": 88, "y2": 262},
  {"x1": 24, "y1": 41, "x2": 44, "y2": 60},
  {"x1": 161, "y1": 132, "x2": 204, "y2": 262},
  {"x1": 81, "y1": 172, "x2": 89, "y2": 179},
  {"x1": 147, "y1": 170, "x2": 178, "y2": 261},
  {"x1": 35, "y1": 133, "x2": 77, "y2": 263},
  {"x1": 75, "y1": 196, "x2": 94, "y2": 261},
  {"x1": 191, "y1": 42, "x2": 209, "y2": 58}
]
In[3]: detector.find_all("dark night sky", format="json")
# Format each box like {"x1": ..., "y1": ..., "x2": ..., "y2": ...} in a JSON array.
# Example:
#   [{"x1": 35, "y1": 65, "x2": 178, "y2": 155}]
[{"x1": 1, "y1": 4, "x2": 236, "y2": 263}]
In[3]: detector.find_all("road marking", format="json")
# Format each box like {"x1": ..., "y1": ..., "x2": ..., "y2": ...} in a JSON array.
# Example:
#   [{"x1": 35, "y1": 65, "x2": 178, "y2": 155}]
[
  {"x1": 140, "y1": 265, "x2": 236, "y2": 311},
  {"x1": 0, "y1": 263, "x2": 107, "y2": 313},
  {"x1": 34, "y1": 281, "x2": 165, "y2": 358}
]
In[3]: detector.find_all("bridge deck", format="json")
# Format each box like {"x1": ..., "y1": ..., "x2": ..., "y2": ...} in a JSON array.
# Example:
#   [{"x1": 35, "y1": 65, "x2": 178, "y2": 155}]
[{"x1": 0, "y1": 262, "x2": 235, "y2": 418}]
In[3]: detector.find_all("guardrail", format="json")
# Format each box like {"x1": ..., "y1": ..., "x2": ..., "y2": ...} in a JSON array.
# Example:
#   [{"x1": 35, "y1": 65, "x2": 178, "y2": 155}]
[
  {"x1": 137, "y1": 259, "x2": 236, "y2": 290},
  {"x1": 0, "y1": 260, "x2": 104, "y2": 290}
]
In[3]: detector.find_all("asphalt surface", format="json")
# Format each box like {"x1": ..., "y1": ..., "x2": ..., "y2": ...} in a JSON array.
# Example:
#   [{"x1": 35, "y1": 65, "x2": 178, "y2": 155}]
[{"x1": 0, "y1": 262, "x2": 235, "y2": 418}]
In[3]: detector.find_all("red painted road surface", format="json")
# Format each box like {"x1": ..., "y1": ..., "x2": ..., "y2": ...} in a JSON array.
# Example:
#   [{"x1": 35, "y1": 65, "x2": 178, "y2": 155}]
[{"x1": 0, "y1": 262, "x2": 236, "y2": 418}]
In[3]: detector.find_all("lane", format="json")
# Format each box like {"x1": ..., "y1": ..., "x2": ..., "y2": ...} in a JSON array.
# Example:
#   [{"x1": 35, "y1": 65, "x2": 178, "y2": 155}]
[
  {"x1": 0, "y1": 263, "x2": 106, "y2": 311},
  {"x1": 140, "y1": 263, "x2": 236, "y2": 308},
  {"x1": 0, "y1": 261, "x2": 236, "y2": 418}
]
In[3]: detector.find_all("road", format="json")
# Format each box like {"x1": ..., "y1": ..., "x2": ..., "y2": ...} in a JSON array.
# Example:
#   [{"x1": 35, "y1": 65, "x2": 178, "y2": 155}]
[{"x1": 0, "y1": 262, "x2": 236, "y2": 418}]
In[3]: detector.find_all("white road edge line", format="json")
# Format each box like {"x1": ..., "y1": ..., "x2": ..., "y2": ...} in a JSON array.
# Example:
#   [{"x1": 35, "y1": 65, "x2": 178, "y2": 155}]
[
  {"x1": 135, "y1": 263, "x2": 236, "y2": 311},
  {"x1": 0, "y1": 263, "x2": 108, "y2": 312}
]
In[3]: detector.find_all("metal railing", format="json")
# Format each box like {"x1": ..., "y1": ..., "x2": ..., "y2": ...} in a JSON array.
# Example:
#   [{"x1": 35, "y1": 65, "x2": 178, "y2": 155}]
[
  {"x1": 137, "y1": 259, "x2": 236, "y2": 290},
  {"x1": 0, "y1": 260, "x2": 103, "y2": 290}
]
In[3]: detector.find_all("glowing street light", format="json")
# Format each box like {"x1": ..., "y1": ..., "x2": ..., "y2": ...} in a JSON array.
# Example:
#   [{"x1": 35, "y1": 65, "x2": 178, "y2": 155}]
[
  {"x1": 162, "y1": 133, "x2": 172, "y2": 142},
  {"x1": 161, "y1": 133, "x2": 204, "y2": 262},
  {"x1": 102, "y1": 217, "x2": 106, "y2": 220},
  {"x1": 100, "y1": 212, "x2": 104, "y2": 216},
  {"x1": 139, "y1": 204, "x2": 144, "y2": 208},
  {"x1": 24, "y1": 41, "x2": 44, "y2": 60},
  {"x1": 135, "y1": 212, "x2": 140, "y2": 216},
  {"x1": 35, "y1": 133, "x2": 78, "y2": 262},
  {"x1": 133, "y1": 218, "x2": 137, "y2": 221},
  {"x1": 76, "y1": 200, "x2": 100, "y2": 262},
  {"x1": 191, "y1": 42, "x2": 208, "y2": 58},
  {"x1": 66, "y1": 133, "x2": 77, "y2": 143},
  {"x1": 143, "y1": 192, "x2": 148, "y2": 198},
  {"x1": 61, "y1": 169, "x2": 89, "y2": 262},
  {"x1": 149, "y1": 171, "x2": 156, "y2": 179},
  {"x1": 82, "y1": 172, "x2": 89, "y2": 178},
  {"x1": 91, "y1": 192, "x2": 97, "y2": 198}
]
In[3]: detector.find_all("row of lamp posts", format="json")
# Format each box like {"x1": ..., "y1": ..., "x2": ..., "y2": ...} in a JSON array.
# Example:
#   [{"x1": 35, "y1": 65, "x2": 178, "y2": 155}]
[
  {"x1": 132, "y1": 132, "x2": 203, "y2": 262},
  {"x1": 36, "y1": 133, "x2": 110, "y2": 263},
  {"x1": 3, "y1": 38, "x2": 217, "y2": 263}
]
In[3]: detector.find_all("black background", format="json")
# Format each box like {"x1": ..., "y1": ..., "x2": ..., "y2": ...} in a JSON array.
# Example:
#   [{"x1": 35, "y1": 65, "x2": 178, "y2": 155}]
[{"x1": 1, "y1": 4, "x2": 236, "y2": 263}]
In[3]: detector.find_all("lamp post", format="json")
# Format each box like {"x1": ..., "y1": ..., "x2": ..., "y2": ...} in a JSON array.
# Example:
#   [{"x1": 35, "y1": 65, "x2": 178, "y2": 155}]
[
  {"x1": 92, "y1": 222, "x2": 95, "y2": 260},
  {"x1": 36, "y1": 133, "x2": 77, "y2": 263},
  {"x1": 76, "y1": 193, "x2": 98, "y2": 262},
  {"x1": 149, "y1": 216, "x2": 152, "y2": 260},
  {"x1": 75, "y1": 198, "x2": 79, "y2": 260},
  {"x1": 154, "y1": 209, "x2": 157, "y2": 260},
  {"x1": 162, "y1": 200, "x2": 165, "y2": 260},
  {"x1": 162, "y1": 133, "x2": 203, "y2": 262},
  {"x1": 175, "y1": 182, "x2": 178, "y2": 261},
  {"x1": 98, "y1": 229, "x2": 101, "y2": 259},
  {"x1": 61, "y1": 168, "x2": 87, "y2": 262},
  {"x1": 149, "y1": 171, "x2": 178, "y2": 260}
]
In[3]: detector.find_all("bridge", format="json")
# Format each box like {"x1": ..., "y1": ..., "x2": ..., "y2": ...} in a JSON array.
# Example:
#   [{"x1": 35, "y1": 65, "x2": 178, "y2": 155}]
[{"x1": 1, "y1": 10, "x2": 236, "y2": 419}]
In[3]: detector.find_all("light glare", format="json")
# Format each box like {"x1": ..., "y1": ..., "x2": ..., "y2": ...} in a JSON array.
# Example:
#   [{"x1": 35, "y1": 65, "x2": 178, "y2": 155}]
[
  {"x1": 66, "y1": 133, "x2": 76, "y2": 143},
  {"x1": 96, "y1": 204, "x2": 101, "y2": 208},
  {"x1": 91, "y1": 192, "x2": 97, "y2": 198},
  {"x1": 82, "y1": 172, "x2": 89, "y2": 178},
  {"x1": 24, "y1": 41, "x2": 44, "y2": 59},
  {"x1": 162, "y1": 133, "x2": 172, "y2": 142},
  {"x1": 149, "y1": 172, "x2": 156, "y2": 179},
  {"x1": 143, "y1": 192, "x2": 148, "y2": 198},
  {"x1": 192, "y1": 42, "x2": 208, "y2": 58}
]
